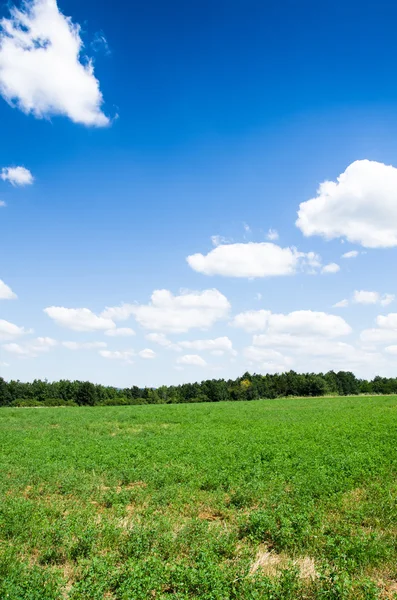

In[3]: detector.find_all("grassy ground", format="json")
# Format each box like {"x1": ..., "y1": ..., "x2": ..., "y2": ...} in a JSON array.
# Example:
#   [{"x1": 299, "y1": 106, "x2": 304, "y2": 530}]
[{"x1": 1, "y1": 396, "x2": 397, "y2": 599}]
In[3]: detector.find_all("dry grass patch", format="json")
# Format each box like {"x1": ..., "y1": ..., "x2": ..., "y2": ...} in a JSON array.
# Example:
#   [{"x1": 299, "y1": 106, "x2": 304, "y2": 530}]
[
  {"x1": 198, "y1": 508, "x2": 226, "y2": 522},
  {"x1": 341, "y1": 487, "x2": 366, "y2": 509},
  {"x1": 378, "y1": 579, "x2": 397, "y2": 599},
  {"x1": 250, "y1": 546, "x2": 317, "y2": 581}
]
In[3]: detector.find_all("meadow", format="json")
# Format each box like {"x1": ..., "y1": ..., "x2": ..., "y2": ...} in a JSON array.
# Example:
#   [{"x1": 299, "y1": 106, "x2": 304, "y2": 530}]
[{"x1": 1, "y1": 396, "x2": 397, "y2": 599}]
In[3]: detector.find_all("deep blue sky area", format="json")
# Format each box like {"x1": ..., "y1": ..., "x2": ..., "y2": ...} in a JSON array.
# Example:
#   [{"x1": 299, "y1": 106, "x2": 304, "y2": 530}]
[{"x1": 1, "y1": 0, "x2": 397, "y2": 386}]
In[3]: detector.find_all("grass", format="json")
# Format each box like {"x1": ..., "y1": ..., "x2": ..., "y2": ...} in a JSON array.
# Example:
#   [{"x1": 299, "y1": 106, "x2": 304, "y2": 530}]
[{"x1": 1, "y1": 395, "x2": 397, "y2": 599}]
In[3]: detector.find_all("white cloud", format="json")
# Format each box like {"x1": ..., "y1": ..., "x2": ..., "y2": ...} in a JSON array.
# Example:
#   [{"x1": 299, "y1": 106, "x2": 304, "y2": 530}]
[
  {"x1": 333, "y1": 299, "x2": 349, "y2": 308},
  {"x1": 353, "y1": 290, "x2": 395, "y2": 306},
  {"x1": 266, "y1": 228, "x2": 279, "y2": 241},
  {"x1": 44, "y1": 306, "x2": 115, "y2": 332},
  {"x1": 322, "y1": 262, "x2": 340, "y2": 274},
  {"x1": 3, "y1": 336, "x2": 57, "y2": 357},
  {"x1": 99, "y1": 349, "x2": 134, "y2": 364},
  {"x1": 0, "y1": 319, "x2": 31, "y2": 340},
  {"x1": 232, "y1": 309, "x2": 351, "y2": 337},
  {"x1": 104, "y1": 327, "x2": 135, "y2": 337},
  {"x1": 145, "y1": 332, "x2": 181, "y2": 351},
  {"x1": 0, "y1": 0, "x2": 109, "y2": 126},
  {"x1": 243, "y1": 222, "x2": 251, "y2": 233},
  {"x1": 253, "y1": 333, "x2": 355, "y2": 357},
  {"x1": 211, "y1": 235, "x2": 229, "y2": 247},
  {"x1": 243, "y1": 345, "x2": 292, "y2": 372},
  {"x1": 296, "y1": 160, "x2": 397, "y2": 248},
  {"x1": 187, "y1": 242, "x2": 322, "y2": 278},
  {"x1": 230, "y1": 309, "x2": 271, "y2": 332},
  {"x1": 91, "y1": 31, "x2": 110, "y2": 55},
  {"x1": 255, "y1": 293, "x2": 262, "y2": 301},
  {"x1": 270, "y1": 310, "x2": 351, "y2": 337},
  {"x1": 62, "y1": 341, "x2": 107, "y2": 350},
  {"x1": 179, "y1": 336, "x2": 235, "y2": 354},
  {"x1": 342, "y1": 250, "x2": 359, "y2": 259},
  {"x1": 381, "y1": 294, "x2": 395, "y2": 307},
  {"x1": 101, "y1": 303, "x2": 135, "y2": 321},
  {"x1": 360, "y1": 312, "x2": 397, "y2": 345},
  {"x1": 128, "y1": 289, "x2": 230, "y2": 333},
  {"x1": 376, "y1": 313, "x2": 397, "y2": 329},
  {"x1": 0, "y1": 279, "x2": 17, "y2": 300},
  {"x1": 385, "y1": 345, "x2": 397, "y2": 355},
  {"x1": 3, "y1": 342, "x2": 33, "y2": 356},
  {"x1": 138, "y1": 348, "x2": 156, "y2": 359},
  {"x1": 353, "y1": 290, "x2": 379, "y2": 304},
  {"x1": 250, "y1": 330, "x2": 381, "y2": 376},
  {"x1": 1, "y1": 166, "x2": 33, "y2": 186},
  {"x1": 176, "y1": 354, "x2": 207, "y2": 367},
  {"x1": 360, "y1": 328, "x2": 397, "y2": 344},
  {"x1": 0, "y1": 200, "x2": 6, "y2": 207}
]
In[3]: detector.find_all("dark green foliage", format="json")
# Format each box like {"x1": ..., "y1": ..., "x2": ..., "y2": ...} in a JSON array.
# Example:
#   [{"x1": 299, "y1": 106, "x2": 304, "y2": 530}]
[{"x1": 2, "y1": 370, "x2": 396, "y2": 408}]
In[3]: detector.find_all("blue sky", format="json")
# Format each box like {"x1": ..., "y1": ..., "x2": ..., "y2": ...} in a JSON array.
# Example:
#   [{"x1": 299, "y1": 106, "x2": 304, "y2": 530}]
[{"x1": 2, "y1": 0, "x2": 397, "y2": 386}]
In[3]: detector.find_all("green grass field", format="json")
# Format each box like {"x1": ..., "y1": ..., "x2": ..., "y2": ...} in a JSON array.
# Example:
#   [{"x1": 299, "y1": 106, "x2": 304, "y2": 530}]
[{"x1": 1, "y1": 396, "x2": 397, "y2": 599}]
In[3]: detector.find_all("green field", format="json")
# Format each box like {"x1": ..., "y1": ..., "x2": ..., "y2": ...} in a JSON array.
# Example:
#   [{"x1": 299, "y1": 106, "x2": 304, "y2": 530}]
[{"x1": 1, "y1": 396, "x2": 397, "y2": 599}]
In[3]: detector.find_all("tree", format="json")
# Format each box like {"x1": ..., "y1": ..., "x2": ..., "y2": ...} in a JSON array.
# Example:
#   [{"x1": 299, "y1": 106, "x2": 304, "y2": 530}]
[
  {"x1": 0, "y1": 378, "x2": 11, "y2": 406},
  {"x1": 76, "y1": 381, "x2": 97, "y2": 406}
]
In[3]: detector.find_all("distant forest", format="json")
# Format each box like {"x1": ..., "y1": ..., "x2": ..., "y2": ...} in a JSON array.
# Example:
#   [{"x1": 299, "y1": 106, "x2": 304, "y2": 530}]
[{"x1": 1, "y1": 371, "x2": 397, "y2": 407}]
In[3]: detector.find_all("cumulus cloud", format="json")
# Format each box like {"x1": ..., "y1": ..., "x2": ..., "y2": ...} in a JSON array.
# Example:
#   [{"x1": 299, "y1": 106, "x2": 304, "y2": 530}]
[
  {"x1": 179, "y1": 336, "x2": 235, "y2": 354},
  {"x1": 322, "y1": 262, "x2": 340, "y2": 274},
  {"x1": 1, "y1": 166, "x2": 33, "y2": 186},
  {"x1": 385, "y1": 345, "x2": 397, "y2": 355},
  {"x1": 296, "y1": 160, "x2": 397, "y2": 248},
  {"x1": 360, "y1": 312, "x2": 397, "y2": 345},
  {"x1": 3, "y1": 336, "x2": 57, "y2": 357},
  {"x1": 376, "y1": 313, "x2": 397, "y2": 329},
  {"x1": 104, "y1": 327, "x2": 135, "y2": 337},
  {"x1": 353, "y1": 290, "x2": 395, "y2": 306},
  {"x1": 44, "y1": 306, "x2": 115, "y2": 332},
  {"x1": 250, "y1": 327, "x2": 380, "y2": 375},
  {"x1": 0, "y1": 279, "x2": 17, "y2": 300},
  {"x1": 145, "y1": 332, "x2": 181, "y2": 351},
  {"x1": 101, "y1": 303, "x2": 135, "y2": 321},
  {"x1": 176, "y1": 354, "x2": 207, "y2": 367},
  {"x1": 342, "y1": 250, "x2": 359, "y2": 259},
  {"x1": 0, "y1": 200, "x2": 6, "y2": 207},
  {"x1": 62, "y1": 341, "x2": 107, "y2": 350},
  {"x1": 333, "y1": 299, "x2": 349, "y2": 308},
  {"x1": 230, "y1": 309, "x2": 271, "y2": 332},
  {"x1": 381, "y1": 294, "x2": 395, "y2": 306},
  {"x1": 211, "y1": 235, "x2": 230, "y2": 247},
  {"x1": 99, "y1": 349, "x2": 134, "y2": 364},
  {"x1": 138, "y1": 348, "x2": 156, "y2": 359},
  {"x1": 353, "y1": 290, "x2": 380, "y2": 305},
  {"x1": 0, "y1": 0, "x2": 109, "y2": 126},
  {"x1": 360, "y1": 328, "x2": 397, "y2": 345},
  {"x1": 253, "y1": 333, "x2": 355, "y2": 356},
  {"x1": 266, "y1": 229, "x2": 279, "y2": 241},
  {"x1": 0, "y1": 319, "x2": 31, "y2": 340},
  {"x1": 232, "y1": 309, "x2": 351, "y2": 337},
  {"x1": 127, "y1": 289, "x2": 230, "y2": 333},
  {"x1": 187, "y1": 242, "x2": 322, "y2": 278},
  {"x1": 239, "y1": 310, "x2": 357, "y2": 371},
  {"x1": 243, "y1": 346, "x2": 292, "y2": 373},
  {"x1": 270, "y1": 310, "x2": 351, "y2": 337}
]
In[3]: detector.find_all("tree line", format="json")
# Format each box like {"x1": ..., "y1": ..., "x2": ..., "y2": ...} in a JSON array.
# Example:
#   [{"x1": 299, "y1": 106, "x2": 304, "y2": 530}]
[{"x1": 0, "y1": 370, "x2": 396, "y2": 407}]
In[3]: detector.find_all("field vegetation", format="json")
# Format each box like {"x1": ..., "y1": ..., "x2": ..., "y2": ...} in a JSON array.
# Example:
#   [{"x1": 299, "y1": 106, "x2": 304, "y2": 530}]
[{"x1": 1, "y1": 395, "x2": 397, "y2": 598}]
